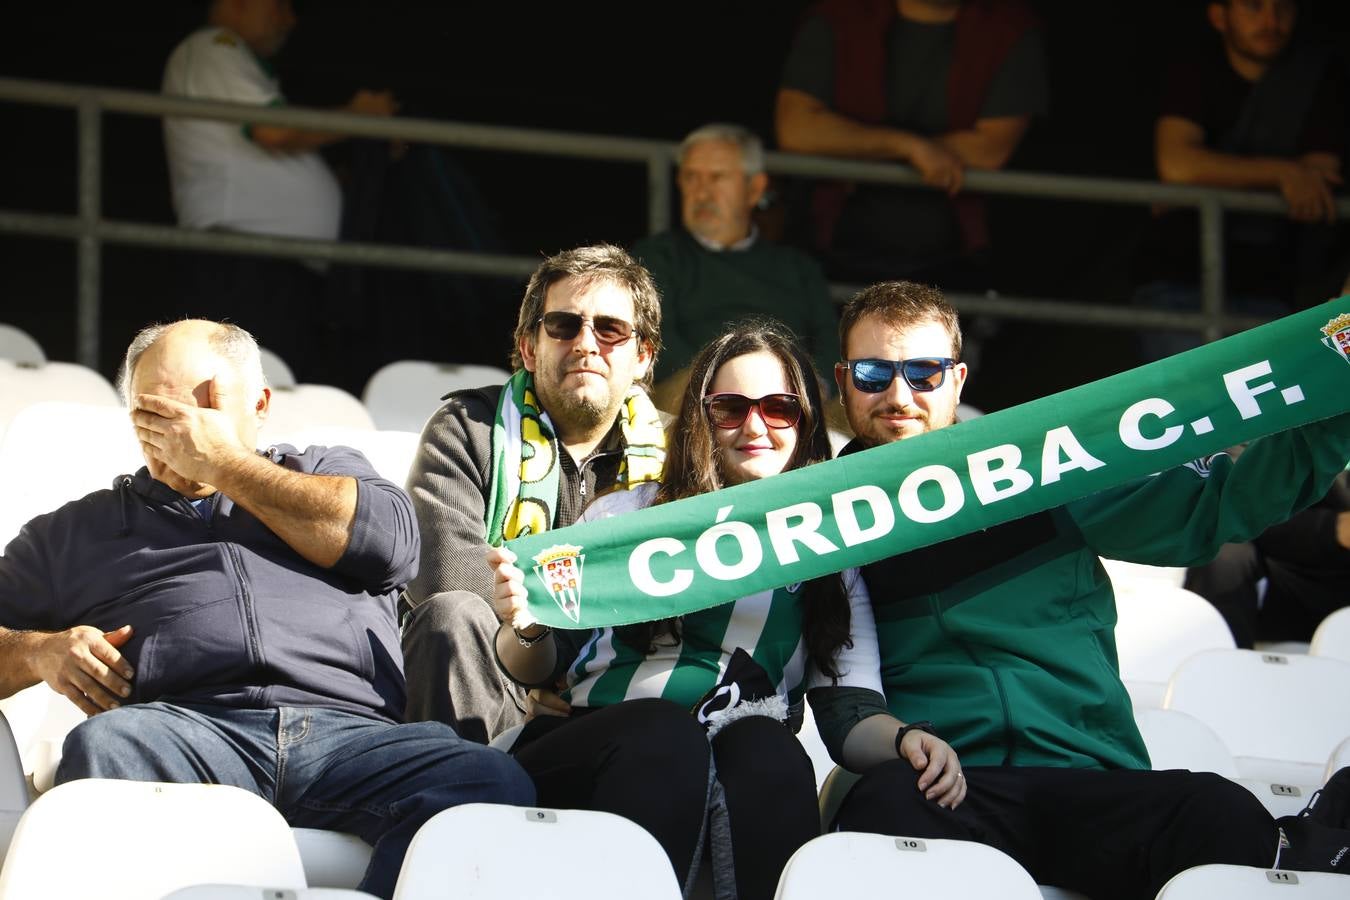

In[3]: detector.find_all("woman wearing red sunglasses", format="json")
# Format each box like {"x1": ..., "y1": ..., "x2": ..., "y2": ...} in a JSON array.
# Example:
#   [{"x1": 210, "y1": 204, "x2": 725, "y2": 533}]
[{"x1": 484, "y1": 320, "x2": 912, "y2": 899}]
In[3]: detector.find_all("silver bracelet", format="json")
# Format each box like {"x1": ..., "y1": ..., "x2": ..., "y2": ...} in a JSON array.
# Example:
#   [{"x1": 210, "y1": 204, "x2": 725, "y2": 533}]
[{"x1": 513, "y1": 625, "x2": 552, "y2": 647}]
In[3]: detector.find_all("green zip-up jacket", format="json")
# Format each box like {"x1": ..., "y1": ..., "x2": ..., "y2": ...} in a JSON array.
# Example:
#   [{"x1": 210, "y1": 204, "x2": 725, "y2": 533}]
[{"x1": 813, "y1": 412, "x2": 1350, "y2": 771}]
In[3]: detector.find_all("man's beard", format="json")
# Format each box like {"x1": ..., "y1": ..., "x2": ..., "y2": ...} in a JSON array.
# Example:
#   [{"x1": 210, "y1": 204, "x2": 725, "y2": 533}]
[
  {"x1": 548, "y1": 390, "x2": 612, "y2": 434},
  {"x1": 865, "y1": 401, "x2": 958, "y2": 445},
  {"x1": 535, "y1": 365, "x2": 623, "y2": 437},
  {"x1": 881, "y1": 403, "x2": 933, "y2": 433}
]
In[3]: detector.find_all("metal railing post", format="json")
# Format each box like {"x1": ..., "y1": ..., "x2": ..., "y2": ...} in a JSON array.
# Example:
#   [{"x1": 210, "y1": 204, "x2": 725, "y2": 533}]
[
  {"x1": 647, "y1": 151, "x2": 672, "y2": 237},
  {"x1": 2, "y1": 77, "x2": 1347, "y2": 357},
  {"x1": 1198, "y1": 198, "x2": 1226, "y2": 344},
  {"x1": 76, "y1": 95, "x2": 102, "y2": 370}
]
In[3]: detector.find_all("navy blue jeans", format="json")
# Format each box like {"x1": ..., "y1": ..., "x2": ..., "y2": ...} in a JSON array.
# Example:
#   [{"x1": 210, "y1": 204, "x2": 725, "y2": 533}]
[{"x1": 56, "y1": 702, "x2": 535, "y2": 899}]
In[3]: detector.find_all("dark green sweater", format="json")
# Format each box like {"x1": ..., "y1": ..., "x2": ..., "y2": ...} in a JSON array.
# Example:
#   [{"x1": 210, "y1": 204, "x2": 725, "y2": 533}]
[{"x1": 634, "y1": 229, "x2": 838, "y2": 382}]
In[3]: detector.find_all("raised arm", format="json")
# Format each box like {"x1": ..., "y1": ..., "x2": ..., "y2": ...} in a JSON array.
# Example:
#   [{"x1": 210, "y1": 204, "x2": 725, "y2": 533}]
[
  {"x1": 1252, "y1": 473, "x2": 1350, "y2": 564},
  {"x1": 1074, "y1": 411, "x2": 1350, "y2": 565},
  {"x1": 133, "y1": 384, "x2": 358, "y2": 569},
  {"x1": 486, "y1": 546, "x2": 558, "y2": 687}
]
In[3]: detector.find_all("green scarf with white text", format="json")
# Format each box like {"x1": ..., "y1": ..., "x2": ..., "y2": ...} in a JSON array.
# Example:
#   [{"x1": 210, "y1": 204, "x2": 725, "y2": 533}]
[{"x1": 511, "y1": 300, "x2": 1350, "y2": 629}]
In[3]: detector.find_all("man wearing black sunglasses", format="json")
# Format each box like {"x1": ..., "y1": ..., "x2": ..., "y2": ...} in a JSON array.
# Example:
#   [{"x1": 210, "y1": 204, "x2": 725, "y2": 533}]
[
  {"x1": 399, "y1": 244, "x2": 665, "y2": 743},
  {"x1": 812, "y1": 280, "x2": 1350, "y2": 896}
]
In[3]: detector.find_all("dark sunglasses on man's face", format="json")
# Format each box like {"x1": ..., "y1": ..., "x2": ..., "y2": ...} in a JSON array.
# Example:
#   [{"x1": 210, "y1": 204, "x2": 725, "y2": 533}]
[
  {"x1": 841, "y1": 357, "x2": 956, "y2": 394},
  {"x1": 703, "y1": 392, "x2": 803, "y2": 429},
  {"x1": 536, "y1": 311, "x2": 636, "y2": 346}
]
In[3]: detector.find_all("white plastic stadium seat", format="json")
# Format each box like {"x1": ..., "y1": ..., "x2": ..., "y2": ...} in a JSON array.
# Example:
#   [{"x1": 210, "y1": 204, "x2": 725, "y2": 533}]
[
  {"x1": 1100, "y1": 556, "x2": 1187, "y2": 591},
  {"x1": 1163, "y1": 649, "x2": 1350, "y2": 786},
  {"x1": 1154, "y1": 863, "x2": 1350, "y2": 899},
  {"x1": 1326, "y1": 737, "x2": 1350, "y2": 785},
  {"x1": 1114, "y1": 583, "x2": 1235, "y2": 709},
  {"x1": 0, "y1": 780, "x2": 307, "y2": 900},
  {"x1": 0, "y1": 684, "x2": 84, "y2": 796},
  {"x1": 816, "y1": 765, "x2": 862, "y2": 833},
  {"x1": 291, "y1": 828, "x2": 373, "y2": 890},
  {"x1": 391, "y1": 803, "x2": 681, "y2": 900},
  {"x1": 0, "y1": 712, "x2": 30, "y2": 812},
  {"x1": 0, "y1": 359, "x2": 120, "y2": 442},
  {"x1": 0, "y1": 711, "x2": 30, "y2": 867},
  {"x1": 0, "y1": 702, "x2": 369, "y2": 888},
  {"x1": 774, "y1": 833, "x2": 1042, "y2": 900},
  {"x1": 362, "y1": 360, "x2": 510, "y2": 434},
  {"x1": 0, "y1": 401, "x2": 144, "y2": 548},
  {"x1": 163, "y1": 887, "x2": 378, "y2": 899},
  {"x1": 1254, "y1": 640, "x2": 1311, "y2": 656},
  {"x1": 1310, "y1": 607, "x2": 1350, "y2": 664},
  {"x1": 797, "y1": 701, "x2": 835, "y2": 792},
  {"x1": 1237, "y1": 778, "x2": 1325, "y2": 819},
  {"x1": 258, "y1": 346, "x2": 298, "y2": 389},
  {"x1": 1134, "y1": 707, "x2": 1239, "y2": 778},
  {"x1": 0, "y1": 324, "x2": 45, "y2": 365},
  {"x1": 265, "y1": 426, "x2": 420, "y2": 486},
  {"x1": 1130, "y1": 707, "x2": 1316, "y2": 816},
  {"x1": 265, "y1": 384, "x2": 375, "y2": 433},
  {"x1": 0, "y1": 688, "x2": 48, "y2": 802}
]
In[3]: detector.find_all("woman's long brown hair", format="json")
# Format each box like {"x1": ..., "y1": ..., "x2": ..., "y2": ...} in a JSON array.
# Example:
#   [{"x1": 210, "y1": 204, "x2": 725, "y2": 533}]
[{"x1": 617, "y1": 319, "x2": 852, "y2": 679}]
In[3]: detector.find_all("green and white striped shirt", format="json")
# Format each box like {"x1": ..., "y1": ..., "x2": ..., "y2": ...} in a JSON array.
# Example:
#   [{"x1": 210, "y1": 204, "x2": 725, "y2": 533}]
[{"x1": 563, "y1": 485, "x2": 881, "y2": 716}]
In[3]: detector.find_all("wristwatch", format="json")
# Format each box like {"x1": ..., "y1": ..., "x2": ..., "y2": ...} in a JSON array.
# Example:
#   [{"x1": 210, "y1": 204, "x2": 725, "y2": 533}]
[{"x1": 894, "y1": 720, "x2": 938, "y2": 757}]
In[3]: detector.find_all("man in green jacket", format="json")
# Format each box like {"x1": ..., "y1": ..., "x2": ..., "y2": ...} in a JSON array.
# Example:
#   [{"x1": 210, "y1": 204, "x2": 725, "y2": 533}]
[{"x1": 812, "y1": 280, "x2": 1350, "y2": 899}]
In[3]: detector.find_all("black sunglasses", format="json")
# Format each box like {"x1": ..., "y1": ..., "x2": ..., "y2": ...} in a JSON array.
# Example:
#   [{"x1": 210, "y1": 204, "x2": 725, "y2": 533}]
[
  {"x1": 703, "y1": 392, "x2": 803, "y2": 429},
  {"x1": 840, "y1": 357, "x2": 956, "y2": 394},
  {"x1": 536, "y1": 311, "x2": 637, "y2": 346}
]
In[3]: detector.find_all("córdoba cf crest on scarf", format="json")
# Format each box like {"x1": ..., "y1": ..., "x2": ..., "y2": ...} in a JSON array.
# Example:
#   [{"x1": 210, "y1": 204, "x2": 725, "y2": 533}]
[
  {"x1": 532, "y1": 544, "x2": 585, "y2": 623},
  {"x1": 1321, "y1": 313, "x2": 1350, "y2": 365}
]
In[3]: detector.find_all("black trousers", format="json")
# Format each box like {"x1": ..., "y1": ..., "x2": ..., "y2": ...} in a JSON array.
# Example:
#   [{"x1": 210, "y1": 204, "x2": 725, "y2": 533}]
[
  {"x1": 835, "y1": 762, "x2": 1276, "y2": 900},
  {"x1": 514, "y1": 700, "x2": 819, "y2": 900}
]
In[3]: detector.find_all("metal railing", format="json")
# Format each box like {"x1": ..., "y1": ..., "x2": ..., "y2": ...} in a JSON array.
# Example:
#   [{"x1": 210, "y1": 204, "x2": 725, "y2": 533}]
[{"x1": 2, "y1": 75, "x2": 1345, "y2": 369}]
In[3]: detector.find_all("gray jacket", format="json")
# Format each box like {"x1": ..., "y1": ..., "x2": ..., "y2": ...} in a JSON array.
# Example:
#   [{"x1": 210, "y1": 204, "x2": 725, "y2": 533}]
[{"x1": 403, "y1": 385, "x2": 626, "y2": 607}]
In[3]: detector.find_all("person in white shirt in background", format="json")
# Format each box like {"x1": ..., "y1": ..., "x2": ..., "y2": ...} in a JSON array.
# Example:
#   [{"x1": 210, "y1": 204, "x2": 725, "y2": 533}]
[{"x1": 161, "y1": 0, "x2": 397, "y2": 383}]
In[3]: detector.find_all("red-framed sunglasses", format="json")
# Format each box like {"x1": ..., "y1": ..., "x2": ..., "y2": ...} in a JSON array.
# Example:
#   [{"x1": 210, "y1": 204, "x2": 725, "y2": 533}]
[{"x1": 702, "y1": 392, "x2": 803, "y2": 429}]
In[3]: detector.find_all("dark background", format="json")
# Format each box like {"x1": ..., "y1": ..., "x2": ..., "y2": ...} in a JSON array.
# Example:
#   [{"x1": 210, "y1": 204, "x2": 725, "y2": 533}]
[{"x1": 2, "y1": 1, "x2": 1348, "y2": 409}]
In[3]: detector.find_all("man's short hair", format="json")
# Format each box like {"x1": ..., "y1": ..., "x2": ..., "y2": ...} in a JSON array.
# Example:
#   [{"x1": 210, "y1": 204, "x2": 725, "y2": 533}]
[
  {"x1": 118, "y1": 320, "x2": 267, "y2": 407},
  {"x1": 510, "y1": 244, "x2": 663, "y2": 386},
  {"x1": 838, "y1": 281, "x2": 963, "y2": 362},
  {"x1": 678, "y1": 123, "x2": 765, "y2": 177}
]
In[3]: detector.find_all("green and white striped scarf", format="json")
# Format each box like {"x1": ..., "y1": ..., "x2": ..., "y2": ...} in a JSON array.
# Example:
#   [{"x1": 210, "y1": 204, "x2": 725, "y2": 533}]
[{"x1": 484, "y1": 370, "x2": 665, "y2": 545}]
